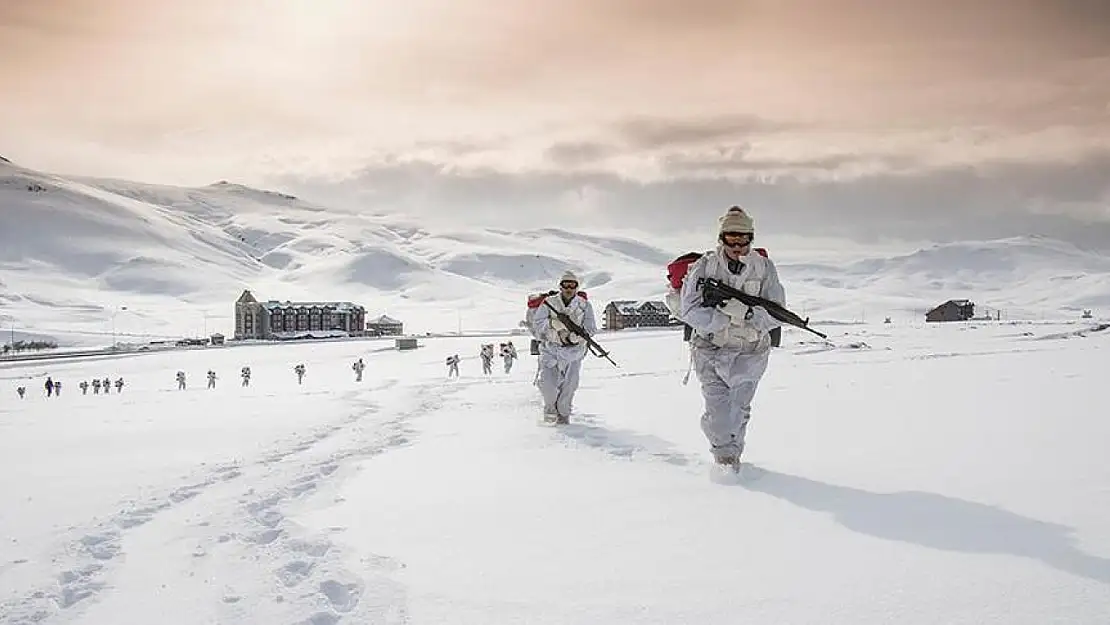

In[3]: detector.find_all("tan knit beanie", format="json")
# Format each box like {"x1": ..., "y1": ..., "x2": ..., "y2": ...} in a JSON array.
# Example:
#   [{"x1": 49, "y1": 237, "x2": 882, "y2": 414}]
[{"x1": 718, "y1": 206, "x2": 754, "y2": 234}]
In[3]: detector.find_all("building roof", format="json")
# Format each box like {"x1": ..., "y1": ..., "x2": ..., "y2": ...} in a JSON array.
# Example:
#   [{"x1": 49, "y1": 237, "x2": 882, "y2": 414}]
[
  {"x1": 236, "y1": 289, "x2": 258, "y2": 304},
  {"x1": 608, "y1": 300, "x2": 668, "y2": 315},
  {"x1": 930, "y1": 299, "x2": 973, "y2": 311},
  {"x1": 262, "y1": 300, "x2": 365, "y2": 312},
  {"x1": 368, "y1": 314, "x2": 403, "y2": 325}
]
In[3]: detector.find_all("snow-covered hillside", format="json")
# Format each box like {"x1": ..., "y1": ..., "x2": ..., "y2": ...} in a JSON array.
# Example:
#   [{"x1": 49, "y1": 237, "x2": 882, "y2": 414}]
[
  {"x1": 790, "y1": 235, "x2": 1110, "y2": 321},
  {"x1": 1, "y1": 322, "x2": 1108, "y2": 624},
  {"x1": 1, "y1": 156, "x2": 1107, "y2": 347},
  {"x1": 1, "y1": 158, "x2": 674, "y2": 344}
]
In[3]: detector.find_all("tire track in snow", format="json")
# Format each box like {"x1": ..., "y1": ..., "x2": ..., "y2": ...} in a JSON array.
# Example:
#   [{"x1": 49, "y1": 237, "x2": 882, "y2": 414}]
[
  {"x1": 210, "y1": 385, "x2": 457, "y2": 625},
  {"x1": 0, "y1": 379, "x2": 449, "y2": 625},
  {"x1": 0, "y1": 457, "x2": 253, "y2": 625},
  {"x1": 204, "y1": 377, "x2": 466, "y2": 624}
]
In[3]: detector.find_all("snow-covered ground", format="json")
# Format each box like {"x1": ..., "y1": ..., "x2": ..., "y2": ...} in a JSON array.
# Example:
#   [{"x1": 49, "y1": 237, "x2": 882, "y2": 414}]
[{"x1": 2, "y1": 320, "x2": 1107, "y2": 624}]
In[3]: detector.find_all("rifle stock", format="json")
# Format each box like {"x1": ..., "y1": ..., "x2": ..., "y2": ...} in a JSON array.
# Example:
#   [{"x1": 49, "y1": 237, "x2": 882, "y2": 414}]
[
  {"x1": 698, "y1": 277, "x2": 828, "y2": 340},
  {"x1": 542, "y1": 300, "x2": 618, "y2": 367}
]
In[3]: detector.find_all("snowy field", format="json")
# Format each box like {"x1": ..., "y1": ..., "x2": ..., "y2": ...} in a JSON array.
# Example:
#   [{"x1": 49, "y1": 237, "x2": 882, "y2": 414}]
[{"x1": 2, "y1": 320, "x2": 1108, "y2": 624}]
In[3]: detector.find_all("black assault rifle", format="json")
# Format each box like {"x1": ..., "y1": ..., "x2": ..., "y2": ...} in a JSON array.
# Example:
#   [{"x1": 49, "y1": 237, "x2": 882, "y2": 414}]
[
  {"x1": 542, "y1": 299, "x2": 618, "y2": 367},
  {"x1": 697, "y1": 277, "x2": 828, "y2": 340}
]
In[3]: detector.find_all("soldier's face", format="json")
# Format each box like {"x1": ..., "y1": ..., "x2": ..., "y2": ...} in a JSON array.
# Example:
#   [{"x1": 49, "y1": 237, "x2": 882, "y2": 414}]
[{"x1": 720, "y1": 232, "x2": 752, "y2": 258}]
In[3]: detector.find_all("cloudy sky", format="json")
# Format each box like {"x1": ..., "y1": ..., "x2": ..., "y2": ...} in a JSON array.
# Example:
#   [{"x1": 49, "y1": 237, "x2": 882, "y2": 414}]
[{"x1": 2, "y1": 0, "x2": 1108, "y2": 248}]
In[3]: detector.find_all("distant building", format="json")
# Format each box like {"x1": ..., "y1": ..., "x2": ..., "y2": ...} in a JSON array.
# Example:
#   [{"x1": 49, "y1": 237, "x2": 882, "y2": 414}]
[
  {"x1": 210, "y1": 333, "x2": 225, "y2": 345},
  {"x1": 367, "y1": 314, "x2": 404, "y2": 336},
  {"x1": 233, "y1": 290, "x2": 366, "y2": 339},
  {"x1": 926, "y1": 299, "x2": 975, "y2": 323},
  {"x1": 603, "y1": 300, "x2": 675, "y2": 331}
]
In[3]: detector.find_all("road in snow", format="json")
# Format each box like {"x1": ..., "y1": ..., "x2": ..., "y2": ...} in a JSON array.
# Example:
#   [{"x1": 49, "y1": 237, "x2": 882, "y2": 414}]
[{"x1": 2, "y1": 322, "x2": 1108, "y2": 624}]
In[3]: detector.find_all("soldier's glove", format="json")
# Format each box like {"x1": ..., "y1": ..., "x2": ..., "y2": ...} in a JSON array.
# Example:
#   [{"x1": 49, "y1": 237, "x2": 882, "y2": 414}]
[
  {"x1": 717, "y1": 299, "x2": 749, "y2": 321},
  {"x1": 745, "y1": 306, "x2": 776, "y2": 332},
  {"x1": 707, "y1": 325, "x2": 732, "y2": 348}
]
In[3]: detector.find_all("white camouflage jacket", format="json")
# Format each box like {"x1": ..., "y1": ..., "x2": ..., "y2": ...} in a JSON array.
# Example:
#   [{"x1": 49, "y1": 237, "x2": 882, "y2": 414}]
[
  {"x1": 532, "y1": 292, "x2": 598, "y2": 365},
  {"x1": 675, "y1": 245, "x2": 787, "y2": 353}
]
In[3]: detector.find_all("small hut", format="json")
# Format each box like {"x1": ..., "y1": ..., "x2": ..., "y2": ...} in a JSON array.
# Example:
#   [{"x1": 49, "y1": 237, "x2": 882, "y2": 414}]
[{"x1": 925, "y1": 299, "x2": 975, "y2": 323}]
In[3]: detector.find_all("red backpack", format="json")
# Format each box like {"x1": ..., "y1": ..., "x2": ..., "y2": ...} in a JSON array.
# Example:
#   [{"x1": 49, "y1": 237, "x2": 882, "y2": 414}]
[{"x1": 667, "y1": 248, "x2": 768, "y2": 290}]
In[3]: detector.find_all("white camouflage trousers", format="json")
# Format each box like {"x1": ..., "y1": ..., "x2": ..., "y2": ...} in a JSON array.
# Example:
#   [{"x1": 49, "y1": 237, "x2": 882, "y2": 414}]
[
  {"x1": 538, "y1": 358, "x2": 583, "y2": 418},
  {"x1": 692, "y1": 346, "x2": 771, "y2": 460}
]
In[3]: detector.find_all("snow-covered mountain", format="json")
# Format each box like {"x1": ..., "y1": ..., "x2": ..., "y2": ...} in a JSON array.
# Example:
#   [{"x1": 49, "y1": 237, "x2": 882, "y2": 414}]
[
  {"x1": 1, "y1": 156, "x2": 1107, "y2": 346},
  {"x1": 785, "y1": 235, "x2": 1110, "y2": 321},
  {"x1": 0, "y1": 158, "x2": 675, "y2": 344}
]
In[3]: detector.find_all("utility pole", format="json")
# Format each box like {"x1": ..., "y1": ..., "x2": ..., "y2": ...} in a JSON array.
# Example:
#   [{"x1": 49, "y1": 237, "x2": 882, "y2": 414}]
[{"x1": 111, "y1": 305, "x2": 128, "y2": 348}]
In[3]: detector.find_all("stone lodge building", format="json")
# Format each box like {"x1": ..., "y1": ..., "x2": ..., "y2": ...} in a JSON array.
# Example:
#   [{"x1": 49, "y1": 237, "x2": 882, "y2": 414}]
[
  {"x1": 234, "y1": 290, "x2": 367, "y2": 339},
  {"x1": 602, "y1": 300, "x2": 675, "y2": 331}
]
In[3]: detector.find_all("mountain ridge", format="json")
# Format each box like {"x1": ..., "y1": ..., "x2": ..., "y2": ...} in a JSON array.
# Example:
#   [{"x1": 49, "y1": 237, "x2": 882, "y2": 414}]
[{"x1": 1, "y1": 159, "x2": 1106, "y2": 345}]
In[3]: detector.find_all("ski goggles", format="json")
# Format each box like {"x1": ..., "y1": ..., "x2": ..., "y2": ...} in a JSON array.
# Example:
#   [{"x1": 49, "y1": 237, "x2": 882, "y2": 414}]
[
  {"x1": 720, "y1": 231, "x2": 753, "y2": 247},
  {"x1": 559, "y1": 280, "x2": 579, "y2": 289}
]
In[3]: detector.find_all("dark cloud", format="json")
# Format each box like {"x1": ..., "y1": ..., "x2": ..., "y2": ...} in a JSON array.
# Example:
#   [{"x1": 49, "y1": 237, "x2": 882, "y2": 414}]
[
  {"x1": 276, "y1": 150, "x2": 1110, "y2": 251},
  {"x1": 544, "y1": 141, "x2": 618, "y2": 167},
  {"x1": 613, "y1": 115, "x2": 795, "y2": 151},
  {"x1": 657, "y1": 147, "x2": 906, "y2": 178},
  {"x1": 410, "y1": 139, "x2": 496, "y2": 158},
  {"x1": 0, "y1": 1, "x2": 122, "y2": 36},
  {"x1": 541, "y1": 114, "x2": 803, "y2": 170}
]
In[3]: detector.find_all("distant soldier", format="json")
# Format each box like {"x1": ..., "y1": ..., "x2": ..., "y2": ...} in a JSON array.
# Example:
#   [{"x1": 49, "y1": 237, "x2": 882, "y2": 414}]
[
  {"x1": 16, "y1": 386, "x2": 26, "y2": 399},
  {"x1": 92, "y1": 378, "x2": 102, "y2": 394},
  {"x1": 352, "y1": 358, "x2": 365, "y2": 382},
  {"x1": 479, "y1": 344, "x2": 494, "y2": 375},
  {"x1": 241, "y1": 366, "x2": 251, "y2": 387},
  {"x1": 114, "y1": 378, "x2": 125, "y2": 393},
  {"x1": 45, "y1": 377, "x2": 54, "y2": 398},
  {"x1": 445, "y1": 354, "x2": 460, "y2": 378},
  {"x1": 176, "y1": 371, "x2": 187, "y2": 390},
  {"x1": 294, "y1": 364, "x2": 306, "y2": 385},
  {"x1": 207, "y1": 370, "x2": 217, "y2": 389},
  {"x1": 102, "y1": 377, "x2": 110, "y2": 394},
  {"x1": 500, "y1": 342, "x2": 517, "y2": 373},
  {"x1": 79, "y1": 380, "x2": 89, "y2": 395}
]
